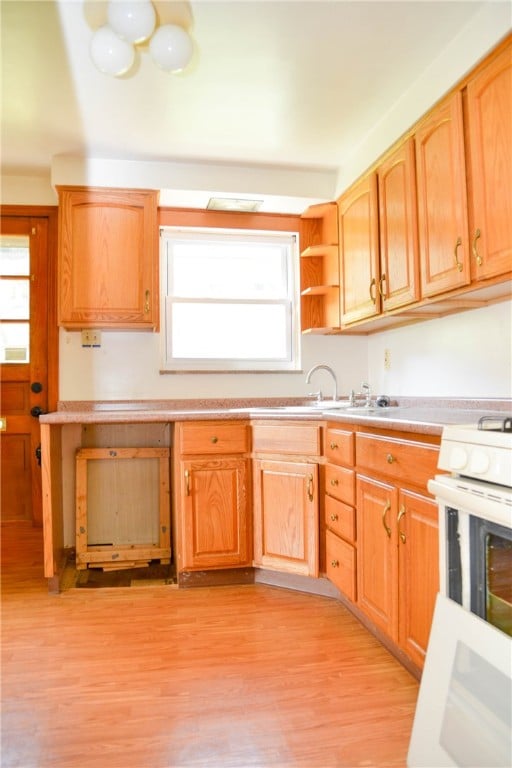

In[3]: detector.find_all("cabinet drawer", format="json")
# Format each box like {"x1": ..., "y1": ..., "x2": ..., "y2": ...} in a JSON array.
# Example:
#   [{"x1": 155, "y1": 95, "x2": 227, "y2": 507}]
[
  {"x1": 324, "y1": 426, "x2": 354, "y2": 466},
  {"x1": 325, "y1": 496, "x2": 355, "y2": 543},
  {"x1": 326, "y1": 529, "x2": 356, "y2": 602},
  {"x1": 325, "y1": 463, "x2": 355, "y2": 506},
  {"x1": 356, "y1": 433, "x2": 439, "y2": 492},
  {"x1": 178, "y1": 422, "x2": 249, "y2": 455},
  {"x1": 252, "y1": 423, "x2": 320, "y2": 455}
]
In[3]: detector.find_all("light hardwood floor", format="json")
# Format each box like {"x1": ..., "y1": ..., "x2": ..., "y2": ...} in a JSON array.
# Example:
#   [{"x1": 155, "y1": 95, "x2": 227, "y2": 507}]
[{"x1": 1, "y1": 522, "x2": 419, "y2": 768}]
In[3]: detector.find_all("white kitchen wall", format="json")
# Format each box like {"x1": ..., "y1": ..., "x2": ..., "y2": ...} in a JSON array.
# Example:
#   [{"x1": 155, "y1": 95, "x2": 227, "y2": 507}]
[
  {"x1": 58, "y1": 331, "x2": 368, "y2": 401},
  {"x1": 367, "y1": 301, "x2": 512, "y2": 399}
]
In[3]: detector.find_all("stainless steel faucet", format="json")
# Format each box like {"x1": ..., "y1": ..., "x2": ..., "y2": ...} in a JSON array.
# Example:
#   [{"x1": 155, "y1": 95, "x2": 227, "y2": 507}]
[{"x1": 305, "y1": 364, "x2": 338, "y2": 402}]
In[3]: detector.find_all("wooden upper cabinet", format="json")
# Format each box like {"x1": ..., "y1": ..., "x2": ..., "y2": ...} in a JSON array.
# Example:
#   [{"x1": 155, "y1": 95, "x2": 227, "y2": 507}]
[
  {"x1": 377, "y1": 137, "x2": 420, "y2": 310},
  {"x1": 465, "y1": 40, "x2": 512, "y2": 281},
  {"x1": 57, "y1": 186, "x2": 159, "y2": 329},
  {"x1": 415, "y1": 92, "x2": 470, "y2": 297},
  {"x1": 339, "y1": 172, "x2": 380, "y2": 324}
]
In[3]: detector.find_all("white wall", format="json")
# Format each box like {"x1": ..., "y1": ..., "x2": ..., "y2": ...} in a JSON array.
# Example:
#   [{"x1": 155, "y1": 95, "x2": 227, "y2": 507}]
[
  {"x1": 59, "y1": 331, "x2": 368, "y2": 401},
  {"x1": 368, "y1": 302, "x2": 512, "y2": 399}
]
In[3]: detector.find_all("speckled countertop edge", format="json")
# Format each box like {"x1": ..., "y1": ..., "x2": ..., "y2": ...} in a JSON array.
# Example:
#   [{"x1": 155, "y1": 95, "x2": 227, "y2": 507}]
[{"x1": 40, "y1": 396, "x2": 512, "y2": 436}]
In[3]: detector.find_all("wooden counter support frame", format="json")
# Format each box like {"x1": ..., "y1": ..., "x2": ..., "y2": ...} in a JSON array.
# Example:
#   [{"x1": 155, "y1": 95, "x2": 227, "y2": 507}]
[{"x1": 75, "y1": 447, "x2": 171, "y2": 570}]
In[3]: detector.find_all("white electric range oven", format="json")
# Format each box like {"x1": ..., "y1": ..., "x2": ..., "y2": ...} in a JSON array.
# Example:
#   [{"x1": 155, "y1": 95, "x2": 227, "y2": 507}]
[{"x1": 408, "y1": 416, "x2": 512, "y2": 768}]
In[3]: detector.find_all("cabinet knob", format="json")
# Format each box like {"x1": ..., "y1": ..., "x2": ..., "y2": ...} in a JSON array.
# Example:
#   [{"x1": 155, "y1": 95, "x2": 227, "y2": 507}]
[
  {"x1": 330, "y1": 442, "x2": 338, "y2": 450},
  {"x1": 330, "y1": 478, "x2": 339, "y2": 486},
  {"x1": 330, "y1": 513, "x2": 339, "y2": 522},
  {"x1": 331, "y1": 559, "x2": 339, "y2": 568},
  {"x1": 211, "y1": 436, "x2": 218, "y2": 444},
  {"x1": 386, "y1": 453, "x2": 395, "y2": 464}
]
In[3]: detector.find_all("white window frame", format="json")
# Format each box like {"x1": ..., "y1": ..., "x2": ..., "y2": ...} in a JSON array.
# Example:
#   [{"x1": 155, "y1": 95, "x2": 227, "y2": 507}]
[{"x1": 160, "y1": 226, "x2": 301, "y2": 372}]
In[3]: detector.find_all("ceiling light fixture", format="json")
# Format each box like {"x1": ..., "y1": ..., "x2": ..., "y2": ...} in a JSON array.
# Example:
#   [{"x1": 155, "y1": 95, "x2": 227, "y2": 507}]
[{"x1": 90, "y1": 1, "x2": 194, "y2": 77}]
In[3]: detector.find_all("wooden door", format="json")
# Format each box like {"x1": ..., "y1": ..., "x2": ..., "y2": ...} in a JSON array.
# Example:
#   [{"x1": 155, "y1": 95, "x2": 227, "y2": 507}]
[
  {"x1": 415, "y1": 92, "x2": 470, "y2": 297},
  {"x1": 253, "y1": 459, "x2": 318, "y2": 577},
  {"x1": 378, "y1": 137, "x2": 420, "y2": 310},
  {"x1": 1, "y1": 215, "x2": 53, "y2": 525},
  {"x1": 179, "y1": 457, "x2": 250, "y2": 570},
  {"x1": 338, "y1": 172, "x2": 380, "y2": 324},
  {"x1": 356, "y1": 475, "x2": 398, "y2": 641},
  {"x1": 466, "y1": 40, "x2": 512, "y2": 281},
  {"x1": 397, "y1": 489, "x2": 439, "y2": 669}
]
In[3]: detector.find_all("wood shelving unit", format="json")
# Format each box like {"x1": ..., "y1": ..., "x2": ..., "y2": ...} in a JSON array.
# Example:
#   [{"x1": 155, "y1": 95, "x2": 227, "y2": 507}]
[{"x1": 299, "y1": 203, "x2": 341, "y2": 333}]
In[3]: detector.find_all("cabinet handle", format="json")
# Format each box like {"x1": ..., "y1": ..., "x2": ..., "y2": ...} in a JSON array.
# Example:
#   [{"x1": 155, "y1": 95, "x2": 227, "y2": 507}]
[
  {"x1": 382, "y1": 499, "x2": 392, "y2": 538},
  {"x1": 472, "y1": 228, "x2": 483, "y2": 266},
  {"x1": 185, "y1": 469, "x2": 191, "y2": 496},
  {"x1": 330, "y1": 513, "x2": 339, "y2": 522},
  {"x1": 330, "y1": 478, "x2": 339, "y2": 486},
  {"x1": 144, "y1": 290, "x2": 150, "y2": 314},
  {"x1": 378, "y1": 273, "x2": 386, "y2": 297},
  {"x1": 369, "y1": 278, "x2": 377, "y2": 304},
  {"x1": 397, "y1": 504, "x2": 406, "y2": 544},
  {"x1": 210, "y1": 436, "x2": 218, "y2": 444},
  {"x1": 307, "y1": 473, "x2": 314, "y2": 502},
  {"x1": 331, "y1": 559, "x2": 339, "y2": 568},
  {"x1": 386, "y1": 453, "x2": 395, "y2": 464},
  {"x1": 454, "y1": 237, "x2": 464, "y2": 272},
  {"x1": 330, "y1": 442, "x2": 338, "y2": 450}
]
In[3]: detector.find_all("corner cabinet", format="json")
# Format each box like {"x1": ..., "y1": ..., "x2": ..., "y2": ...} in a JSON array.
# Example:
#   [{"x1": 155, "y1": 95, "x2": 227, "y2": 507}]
[
  {"x1": 173, "y1": 422, "x2": 252, "y2": 572},
  {"x1": 299, "y1": 202, "x2": 340, "y2": 333},
  {"x1": 252, "y1": 421, "x2": 321, "y2": 577},
  {"x1": 57, "y1": 186, "x2": 159, "y2": 329}
]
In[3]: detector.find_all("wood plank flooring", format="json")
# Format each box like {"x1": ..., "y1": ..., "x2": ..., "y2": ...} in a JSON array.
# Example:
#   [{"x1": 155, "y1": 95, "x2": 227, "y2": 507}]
[{"x1": 1, "y1": 522, "x2": 419, "y2": 768}]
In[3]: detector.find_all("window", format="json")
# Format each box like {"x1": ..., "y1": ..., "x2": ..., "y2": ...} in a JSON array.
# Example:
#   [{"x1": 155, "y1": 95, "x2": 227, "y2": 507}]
[
  {"x1": 0, "y1": 235, "x2": 30, "y2": 363},
  {"x1": 160, "y1": 227, "x2": 300, "y2": 372}
]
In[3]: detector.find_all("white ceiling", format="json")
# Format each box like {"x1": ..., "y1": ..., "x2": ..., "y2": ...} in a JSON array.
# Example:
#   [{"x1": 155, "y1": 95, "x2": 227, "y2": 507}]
[{"x1": 0, "y1": 0, "x2": 505, "y2": 210}]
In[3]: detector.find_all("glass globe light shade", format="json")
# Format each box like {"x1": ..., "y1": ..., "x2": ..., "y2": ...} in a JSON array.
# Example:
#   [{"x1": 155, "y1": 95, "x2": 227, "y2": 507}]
[
  {"x1": 149, "y1": 25, "x2": 193, "y2": 72},
  {"x1": 90, "y1": 25, "x2": 135, "y2": 76},
  {"x1": 107, "y1": 0, "x2": 156, "y2": 44}
]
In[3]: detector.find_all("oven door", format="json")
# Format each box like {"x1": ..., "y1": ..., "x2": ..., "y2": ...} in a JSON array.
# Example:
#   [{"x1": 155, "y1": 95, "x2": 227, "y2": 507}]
[{"x1": 408, "y1": 594, "x2": 512, "y2": 767}]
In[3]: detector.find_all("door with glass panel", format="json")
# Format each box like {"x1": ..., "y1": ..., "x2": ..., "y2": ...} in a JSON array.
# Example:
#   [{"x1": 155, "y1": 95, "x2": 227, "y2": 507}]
[{"x1": 1, "y1": 217, "x2": 49, "y2": 524}]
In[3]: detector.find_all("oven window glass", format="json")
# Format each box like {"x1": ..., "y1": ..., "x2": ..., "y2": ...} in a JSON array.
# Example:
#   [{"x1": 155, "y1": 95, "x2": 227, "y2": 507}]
[{"x1": 487, "y1": 532, "x2": 512, "y2": 636}]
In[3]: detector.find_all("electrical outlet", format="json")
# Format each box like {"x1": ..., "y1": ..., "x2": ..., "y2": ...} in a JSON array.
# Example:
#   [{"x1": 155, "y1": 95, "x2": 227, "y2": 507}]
[
  {"x1": 81, "y1": 330, "x2": 101, "y2": 348},
  {"x1": 384, "y1": 348, "x2": 391, "y2": 370}
]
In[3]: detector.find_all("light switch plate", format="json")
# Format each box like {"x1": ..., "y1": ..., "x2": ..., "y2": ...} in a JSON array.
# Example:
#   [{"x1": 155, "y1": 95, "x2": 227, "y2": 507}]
[{"x1": 81, "y1": 330, "x2": 101, "y2": 347}]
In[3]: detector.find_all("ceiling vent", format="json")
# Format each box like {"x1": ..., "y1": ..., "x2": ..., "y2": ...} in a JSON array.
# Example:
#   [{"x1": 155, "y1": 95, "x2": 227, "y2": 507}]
[{"x1": 206, "y1": 197, "x2": 263, "y2": 212}]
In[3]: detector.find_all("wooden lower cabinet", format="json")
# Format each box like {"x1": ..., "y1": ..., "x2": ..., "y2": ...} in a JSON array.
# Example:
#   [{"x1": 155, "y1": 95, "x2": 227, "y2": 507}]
[
  {"x1": 174, "y1": 422, "x2": 251, "y2": 572},
  {"x1": 253, "y1": 458, "x2": 319, "y2": 577},
  {"x1": 356, "y1": 474, "x2": 439, "y2": 669}
]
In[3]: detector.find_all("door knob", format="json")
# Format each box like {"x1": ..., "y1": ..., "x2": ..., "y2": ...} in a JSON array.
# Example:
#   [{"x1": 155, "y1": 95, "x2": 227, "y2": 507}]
[{"x1": 30, "y1": 406, "x2": 46, "y2": 418}]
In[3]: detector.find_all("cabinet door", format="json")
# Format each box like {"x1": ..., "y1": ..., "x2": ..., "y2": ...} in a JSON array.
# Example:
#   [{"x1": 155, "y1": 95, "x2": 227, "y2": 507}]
[
  {"x1": 58, "y1": 186, "x2": 158, "y2": 329},
  {"x1": 356, "y1": 475, "x2": 398, "y2": 640},
  {"x1": 398, "y1": 490, "x2": 439, "y2": 669},
  {"x1": 378, "y1": 137, "x2": 420, "y2": 310},
  {"x1": 179, "y1": 457, "x2": 250, "y2": 570},
  {"x1": 253, "y1": 459, "x2": 318, "y2": 577},
  {"x1": 466, "y1": 41, "x2": 512, "y2": 281},
  {"x1": 339, "y1": 172, "x2": 380, "y2": 324},
  {"x1": 415, "y1": 92, "x2": 470, "y2": 297}
]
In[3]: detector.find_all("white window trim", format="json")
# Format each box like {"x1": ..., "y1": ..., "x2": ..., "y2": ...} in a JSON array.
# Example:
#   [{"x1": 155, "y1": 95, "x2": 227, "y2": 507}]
[{"x1": 160, "y1": 226, "x2": 301, "y2": 373}]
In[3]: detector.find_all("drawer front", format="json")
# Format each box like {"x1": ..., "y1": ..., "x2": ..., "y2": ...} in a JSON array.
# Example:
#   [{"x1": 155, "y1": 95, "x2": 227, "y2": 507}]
[
  {"x1": 324, "y1": 426, "x2": 354, "y2": 466},
  {"x1": 252, "y1": 423, "x2": 320, "y2": 455},
  {"x1": 326, "y1": 529, "x2": 356, "y2": 602},
  {"x1": 325, "y1": 495, "x2": 355, "y2": 543},
  {"x1": 356, "y1": 433, "x2": 439, "y2": 492},
  {"x1": 325, "y1": 463, "x2": 355, "y2": 506},
  {"x1": 178, "y1": 422, "x2": 249, "y2": 455}
]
